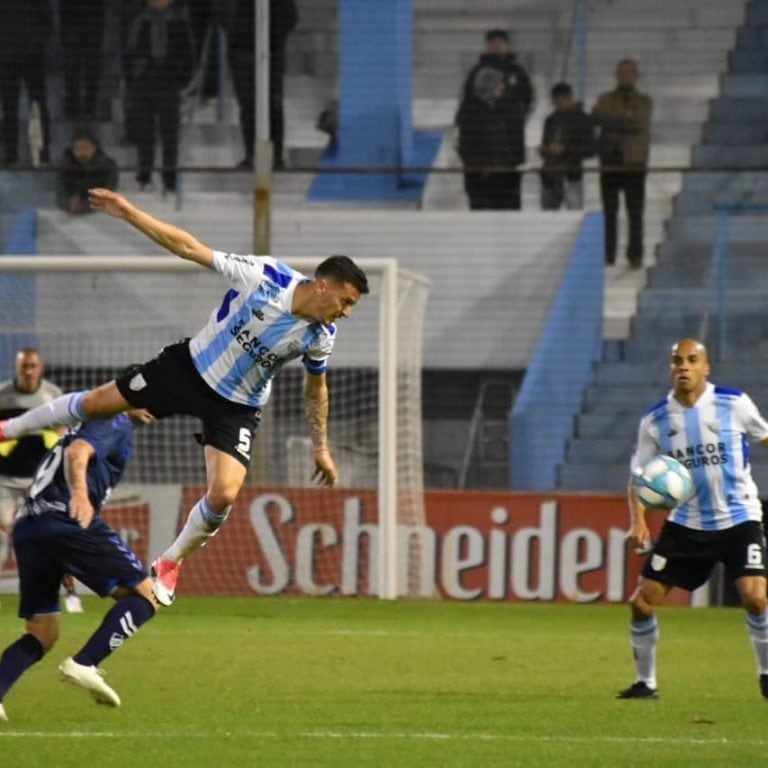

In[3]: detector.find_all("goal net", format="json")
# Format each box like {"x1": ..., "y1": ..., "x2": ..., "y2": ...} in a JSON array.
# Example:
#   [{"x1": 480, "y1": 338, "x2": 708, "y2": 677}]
[{"x1": 0, "y1": 257, "x2": 429, "y2": 599}]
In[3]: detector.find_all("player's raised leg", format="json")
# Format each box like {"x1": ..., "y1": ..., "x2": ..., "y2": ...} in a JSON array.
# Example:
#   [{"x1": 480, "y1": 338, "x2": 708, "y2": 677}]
[
  {"x1": 152, "y1": 446, "x2": 246, "y2": 606},
  {"x1": 617, "y1": 578, "x2": 668, "y2": 699},
  {"x1": 0, "y1": 381, "x2": 131, "y2": 440}
]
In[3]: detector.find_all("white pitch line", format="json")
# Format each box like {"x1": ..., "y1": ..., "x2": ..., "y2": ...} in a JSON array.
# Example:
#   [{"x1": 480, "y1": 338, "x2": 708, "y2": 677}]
[{"x1": 1, "y1": 731, "x2": 767, "y2": 747}]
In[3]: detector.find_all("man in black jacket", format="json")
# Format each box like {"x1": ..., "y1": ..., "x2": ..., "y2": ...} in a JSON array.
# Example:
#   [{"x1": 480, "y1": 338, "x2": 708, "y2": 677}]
[
  {"x1": 0, "y1": 0, "x2": 52, "y2": 166},
  {"x1": 457, "y1": 67, "x2": 521, "y2": 210},
  {"x1": 126, "y1": 0, "x2": 195, "y2": 193},
  {"x1": 59, "y1": 0, "x2": 105, "y2": 119},
  {"x1": 226, "y1": 0, "x2": 298, "y2": 170},
  {"x1": 459, "y1": 28, "x2": 534, "y2": 210},
  {"x1": 539, "y1": 82, "x2": 596, "y2": 210},
  {"x1": 56, "y1": 130, "x2": 118, "y2": 215}
]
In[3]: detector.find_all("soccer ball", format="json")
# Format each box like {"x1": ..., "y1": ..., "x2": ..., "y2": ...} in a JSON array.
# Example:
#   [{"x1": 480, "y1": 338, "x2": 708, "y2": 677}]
[{"x1": 632, "y1": 455, "x2": 694, "y2": 510}]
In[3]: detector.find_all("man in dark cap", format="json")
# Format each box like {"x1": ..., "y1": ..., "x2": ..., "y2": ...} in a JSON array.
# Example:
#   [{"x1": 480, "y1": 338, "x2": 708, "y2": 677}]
[{"x1": 458, "y1": 29, "x2": 534, "y2": 209}]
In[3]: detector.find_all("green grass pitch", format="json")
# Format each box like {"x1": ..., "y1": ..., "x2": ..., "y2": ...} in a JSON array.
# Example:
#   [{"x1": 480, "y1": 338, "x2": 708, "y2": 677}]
[{"x1": 1, "y1": 597, "x2": 767, "y2": 767}]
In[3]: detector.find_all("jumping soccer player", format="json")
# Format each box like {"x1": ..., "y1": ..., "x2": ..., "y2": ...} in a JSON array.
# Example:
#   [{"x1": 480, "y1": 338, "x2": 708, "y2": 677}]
[
  {"x1": 618, "y1": 337, "x2": 768, "y2": 700},
  {"x1": 0, "y1": 407, "x2": 157, "y2": 721},
  {"x1": 0, "y1": 188, "x2": 369, "y2": 607}
]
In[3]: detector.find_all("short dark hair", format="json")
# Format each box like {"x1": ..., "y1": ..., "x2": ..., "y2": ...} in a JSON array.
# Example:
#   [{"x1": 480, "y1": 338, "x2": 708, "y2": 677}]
[
  {"x1": 551, "y1": 82, "x2": 572, "y2": 99},
  {"x1": 315, "y1": 255, "x2": 369, "y2": 295},
  {"x1": 485, "y1": 28, "x2": 509, "y2": 43},
  {"x1": 71, "y1": 128, "x2": 98, "y2": 146}
]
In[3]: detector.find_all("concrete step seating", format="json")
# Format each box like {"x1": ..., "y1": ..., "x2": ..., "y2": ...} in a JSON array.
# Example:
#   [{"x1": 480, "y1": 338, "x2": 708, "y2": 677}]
[{"x1": 36, "y1": 203, "x2": 583, "y2": 373}]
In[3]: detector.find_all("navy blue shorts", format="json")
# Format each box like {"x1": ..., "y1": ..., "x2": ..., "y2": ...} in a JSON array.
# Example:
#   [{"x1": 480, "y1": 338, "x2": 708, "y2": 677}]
[{"x1": 13, "y1": 516, "x2": 147, "y2": 619}]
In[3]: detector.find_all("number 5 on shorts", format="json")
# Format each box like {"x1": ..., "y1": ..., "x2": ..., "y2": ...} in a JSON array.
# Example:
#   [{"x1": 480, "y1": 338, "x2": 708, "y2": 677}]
[{"x1": 236, "y1": 428, "x2": 252, "y2": 460}]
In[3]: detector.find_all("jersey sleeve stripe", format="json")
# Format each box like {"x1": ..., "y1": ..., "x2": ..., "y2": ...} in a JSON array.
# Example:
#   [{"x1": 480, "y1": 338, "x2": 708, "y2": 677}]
[{"x1": 263, "y1": 263, "x2": 293, "y2": 288}]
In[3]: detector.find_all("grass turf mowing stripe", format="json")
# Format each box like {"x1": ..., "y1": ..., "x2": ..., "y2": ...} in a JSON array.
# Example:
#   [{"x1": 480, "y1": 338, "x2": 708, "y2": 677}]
[{"x1": 2, "y1": 731, "x2": 768, "y2": 746}]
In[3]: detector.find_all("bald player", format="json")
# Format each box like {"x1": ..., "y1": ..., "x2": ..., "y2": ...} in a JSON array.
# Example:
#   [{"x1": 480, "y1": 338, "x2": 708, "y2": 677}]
[
  {"x1": 618, "y1": 338, "x2": 768, "y2": 700},
  {"x1": 0, "y1": 349, "x2": 62, "y2": 573}
]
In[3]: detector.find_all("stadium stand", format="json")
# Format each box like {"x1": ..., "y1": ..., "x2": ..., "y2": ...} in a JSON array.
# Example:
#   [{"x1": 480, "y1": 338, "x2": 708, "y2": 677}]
[
  {"x1": 559, "y1": 0, "x2": 768, "y2": 493},
  {"x1": 0, "y1": 0, "x2": 755, "y2": 491}
]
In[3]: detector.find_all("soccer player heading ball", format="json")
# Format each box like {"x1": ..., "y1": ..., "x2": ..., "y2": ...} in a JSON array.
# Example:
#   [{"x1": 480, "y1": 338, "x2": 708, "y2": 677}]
[
  {"x1": 619, "y1": 337, "x2": 768, "y2": 701},
  {"x1": 0, "y1": 188, "x2": 369, "y2": 607}
]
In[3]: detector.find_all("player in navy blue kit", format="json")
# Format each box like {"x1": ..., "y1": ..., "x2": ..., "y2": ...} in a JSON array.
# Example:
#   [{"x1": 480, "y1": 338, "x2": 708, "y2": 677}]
[
  {"x1": 0, "y1": 188, "x2": 369, "y2": 607},
  {"x1": 0, "y1": 408, "x2": 156, "y2": 721}
]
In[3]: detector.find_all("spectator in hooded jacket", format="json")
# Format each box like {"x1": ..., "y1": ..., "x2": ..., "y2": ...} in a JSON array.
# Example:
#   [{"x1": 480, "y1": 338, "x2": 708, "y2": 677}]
[
  {"x1": 456, "y1": 67, "x2": 521, "y2": 210},
  {"x1": 125, "y1": 0, "x2": 196, "y2": 193},
  {"x1": 56, "y1": 130, "x2": 118, "y2": 215},
  {"x1": 459, "y1": 28, "x2": 534, "y2": 209},
  {"x1": 538, "y1": 82, "x2": 596, "y2": 210}
]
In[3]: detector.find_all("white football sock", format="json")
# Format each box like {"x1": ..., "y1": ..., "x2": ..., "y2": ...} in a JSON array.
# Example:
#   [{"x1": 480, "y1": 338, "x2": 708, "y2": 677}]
[
  {"x1": 163, "y1": 497, "x2": 231, "y2": 564},
  {"x1": 746, "y1": 610, "x2": 768, "y2": 675},
  {"x1": 630, "y1": 615, "x2": 659, "y2": 689},
  {"x1": 3, "y1": 392, "x2": 87, "y2": 438}
]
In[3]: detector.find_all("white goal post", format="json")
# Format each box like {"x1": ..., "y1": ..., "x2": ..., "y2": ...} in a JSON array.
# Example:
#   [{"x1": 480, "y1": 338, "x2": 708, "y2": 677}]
[{"x1": 0, "y1": 256, "x2": 430, "y2": 600}]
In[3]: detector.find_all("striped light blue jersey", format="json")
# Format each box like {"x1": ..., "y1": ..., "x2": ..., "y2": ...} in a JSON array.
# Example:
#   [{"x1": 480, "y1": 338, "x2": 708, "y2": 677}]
[
  {"x1": 189, "y1": 251, "x2": 336, "y2": 407},
  {"x1": 631, "y1": 382, "x2": 768, "y2": 531}
]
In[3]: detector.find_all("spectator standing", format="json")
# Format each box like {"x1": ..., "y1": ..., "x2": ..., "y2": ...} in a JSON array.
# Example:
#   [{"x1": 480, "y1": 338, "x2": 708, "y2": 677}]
[
  {"x1": 459, "y1": 29, "x2": 534, "y2": 210},
  {"x1": 0, "y1": 0, "x2": 52, "y2": 166},
  {"x1": 456, "y1": 68, "x2": 521, "y2": 210},
  {"x1": 56, "y1": 129, "x2": 118, "y2": 215},
  {"x1": 538, "y1": 82, "x2": 596, "y2": 210},
  {"x1": 125, "y1": 0, "x2": 196, "y2": 193},
  {"x1": 592, "y1": 59, "x2": 653, "y2": 268},
  {"x1": 226, "y1": 0, "x2": 298, "y2": 170},
  {"x1": 59, "y1": 0, "x2": 106, "y2": 119}
]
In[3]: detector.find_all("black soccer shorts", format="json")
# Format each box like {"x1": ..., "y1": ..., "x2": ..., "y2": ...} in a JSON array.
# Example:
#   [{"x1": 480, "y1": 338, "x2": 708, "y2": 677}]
[
  {"x1": 642, "y1": 520, "x2": 767, "y2": 592},
  {"x1": 115, "y1": 340, "x2": 262, "y2": 468}
]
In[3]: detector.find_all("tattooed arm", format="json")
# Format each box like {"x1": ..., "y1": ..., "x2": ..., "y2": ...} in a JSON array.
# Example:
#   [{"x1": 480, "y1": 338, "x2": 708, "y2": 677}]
[{"x1": 304, "y1": 372, "x2": 338, "y2": 487}]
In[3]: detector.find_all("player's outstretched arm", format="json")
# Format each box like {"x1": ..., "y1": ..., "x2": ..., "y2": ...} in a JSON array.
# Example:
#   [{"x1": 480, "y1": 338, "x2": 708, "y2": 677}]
[
  {"x1": 304, "y1": 372, "x2": 338, "y2": 487},
  {"x1": 88, "y1": 188, "x2": 213, "y2": 268}
]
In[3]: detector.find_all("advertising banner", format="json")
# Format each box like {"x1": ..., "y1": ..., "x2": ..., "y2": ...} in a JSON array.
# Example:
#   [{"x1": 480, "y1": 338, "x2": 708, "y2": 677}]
[{"x1": 176, "y1": 487, "x2": 682, "y2": 604}]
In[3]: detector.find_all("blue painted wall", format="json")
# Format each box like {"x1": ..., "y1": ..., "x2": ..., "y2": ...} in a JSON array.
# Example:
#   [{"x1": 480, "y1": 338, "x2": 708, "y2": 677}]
[
  {"x1": 509, "y1": 212, "x2": 604, "y2": 490},
  {"x1": 308, "y1": 0, "x2": 441, "y2": 202}
]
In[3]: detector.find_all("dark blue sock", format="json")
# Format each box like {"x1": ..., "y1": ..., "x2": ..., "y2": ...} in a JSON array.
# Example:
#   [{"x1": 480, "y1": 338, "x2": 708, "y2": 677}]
[
  {"x1": 74, "y1": 595, "x2": 155, "y2": 667},
  {"x1": 0, "y1": 633, "x2": 44, "y2": 701}
]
